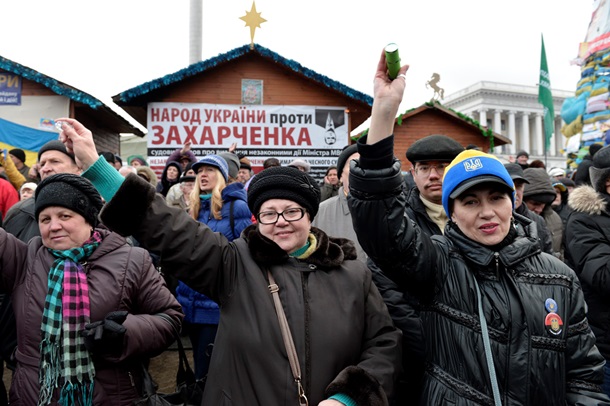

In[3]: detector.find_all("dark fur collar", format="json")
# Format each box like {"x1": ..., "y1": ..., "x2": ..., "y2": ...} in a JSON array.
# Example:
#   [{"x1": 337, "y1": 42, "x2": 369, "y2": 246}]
[{"x1": 244, "y1": 225, "x2": 357, "y2": 269}]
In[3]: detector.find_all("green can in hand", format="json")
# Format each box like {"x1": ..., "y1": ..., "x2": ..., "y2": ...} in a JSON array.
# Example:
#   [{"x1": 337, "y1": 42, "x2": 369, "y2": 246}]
[{"x1": 384, "y1": 43, "x2": 401, "y2": 80}]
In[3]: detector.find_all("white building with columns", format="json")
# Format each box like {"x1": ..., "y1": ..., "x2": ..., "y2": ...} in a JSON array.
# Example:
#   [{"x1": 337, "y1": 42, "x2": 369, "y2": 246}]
[{"x1": 443, "y1": 81, "x2": 573, "y2": 168}]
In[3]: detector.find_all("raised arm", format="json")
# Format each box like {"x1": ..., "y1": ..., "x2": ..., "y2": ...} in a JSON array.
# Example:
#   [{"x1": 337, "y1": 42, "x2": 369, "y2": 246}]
[
  {"x1": 167, "y1": 141, "x2": 196, "y2": 165},
  {"x1": 366, "y1": 48, "x2": 409, "y2": 145},
  {"x1": 347, "y1": 48, "x2": 437, "y2": 298},
  {"x1": 56, "y1": 117, "x2": 239, "y2": 304}
]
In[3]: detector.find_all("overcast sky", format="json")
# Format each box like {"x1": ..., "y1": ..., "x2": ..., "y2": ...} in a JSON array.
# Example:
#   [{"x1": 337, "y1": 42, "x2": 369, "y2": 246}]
[{"x1": 0, "y1": 1, "x2": 595, "y2": 133}]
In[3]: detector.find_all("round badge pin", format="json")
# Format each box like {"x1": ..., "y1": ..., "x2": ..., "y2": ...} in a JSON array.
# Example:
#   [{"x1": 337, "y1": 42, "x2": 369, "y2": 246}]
[
  {"x1": 545, "y1": 312, "x2": 563, "y2": 336},
  {"x1": 545, "y1": 298, "x2": 557, "y2": 313}
]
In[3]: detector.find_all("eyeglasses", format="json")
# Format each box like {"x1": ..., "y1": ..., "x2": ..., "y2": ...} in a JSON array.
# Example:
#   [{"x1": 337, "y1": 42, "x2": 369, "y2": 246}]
[
  {"x1": 257, "y1": 207, "x2": 306, "y2": 225},
  {"x1": 414, "y1": 163, "x2": 449, "y2": 176}
]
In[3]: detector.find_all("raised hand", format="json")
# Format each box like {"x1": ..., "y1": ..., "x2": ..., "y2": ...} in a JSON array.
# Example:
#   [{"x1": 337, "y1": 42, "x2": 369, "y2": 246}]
[
  {"x1": 55, "y1": 118, "x2": 100, "y2": 171},
  {"x1": 182, "y1": 140, "x2": 192, "y2": 153},
  {"x1": 368, "y1": 48, "x2": 409, "y2": 145}
]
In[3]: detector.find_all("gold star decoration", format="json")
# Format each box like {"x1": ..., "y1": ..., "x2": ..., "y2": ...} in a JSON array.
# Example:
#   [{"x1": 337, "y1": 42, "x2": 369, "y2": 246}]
[{"x1": 239, "y1": 1, "x2": 267, "y2": 49}]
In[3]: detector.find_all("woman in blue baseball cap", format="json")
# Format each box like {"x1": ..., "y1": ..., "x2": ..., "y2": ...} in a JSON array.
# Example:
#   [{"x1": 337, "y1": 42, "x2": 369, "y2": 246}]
[
  {"x1": 347, "y1": 48, "x2": 609, "y2": 404},
  {"x1": 177, "y1": 154, "x2": 252, "y2": 381}
]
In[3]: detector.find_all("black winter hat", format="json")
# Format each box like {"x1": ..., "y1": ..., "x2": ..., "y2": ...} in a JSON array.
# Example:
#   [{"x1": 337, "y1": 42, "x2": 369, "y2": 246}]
[
  {"x1": 503, "y1": 163, "x2": 530, "y2": 184},
  {"x1": 558, "y1": 177, "x2": 575, "y2": 188},
  {"x1": 248, "y1": 166, "x2": 321, "y2": 219},
  {"x1": 591, "y1": 145, "x2": 610, "y2": 193},
  {"x1": 406, "y1": 134, "x2": 464, "y2": 164},
  {"x1": 336, "y1": 144, "x2": 358, "y2": 177},
  {"x1": 590, "y1": 143, "x2": 603, "y2": 158},
  {"x1": 516, "y1": 150, "x2": 529, "y2": 159},
  {"x1": 35, "y1": 174, "x2": 104, "y2": 227},
  {"x1": 99, "y1": 151, "x2": 116, "y2": 164},
  {"x1": 218, "y1": 152, "x2": 240, "y2": 179},
  {"x1": 180, "y1": 174, "x2": 196, "y2": 183},
  {"x1": 593, "y1": 145, "x2": 610, "y2": 169},
  {"x1": 9, "y1": 148, "x2": 26, "y2": 164},
  {"x1": 37, "y1": 140, "x2": 76, "y2": 163}
]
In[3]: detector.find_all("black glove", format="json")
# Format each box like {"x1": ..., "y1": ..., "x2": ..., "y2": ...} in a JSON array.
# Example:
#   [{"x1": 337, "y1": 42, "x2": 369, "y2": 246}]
[{"x1": 80, "y1": 311, "x2": 128, "y2": 355}]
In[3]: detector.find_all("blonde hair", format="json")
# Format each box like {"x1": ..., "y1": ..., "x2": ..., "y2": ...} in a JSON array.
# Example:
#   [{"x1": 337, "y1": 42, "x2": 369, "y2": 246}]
[{"x1": 189, "y1": 168, "x2": 227, "y2": 220}]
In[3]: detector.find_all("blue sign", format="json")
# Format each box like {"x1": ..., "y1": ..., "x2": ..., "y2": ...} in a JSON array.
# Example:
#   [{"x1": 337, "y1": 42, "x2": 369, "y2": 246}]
[{"x1": 0, "y1": 71, "x2": 21, "y2": 105}]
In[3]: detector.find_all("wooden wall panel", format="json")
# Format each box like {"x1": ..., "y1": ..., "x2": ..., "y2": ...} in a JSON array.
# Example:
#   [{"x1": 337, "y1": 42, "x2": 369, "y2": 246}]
[
  {"x1": 20, "y1": 78, "x2": 57, "y2": 96},
  {"x1": 146, "y1": 55, "x2": 370, "y2": 132}
]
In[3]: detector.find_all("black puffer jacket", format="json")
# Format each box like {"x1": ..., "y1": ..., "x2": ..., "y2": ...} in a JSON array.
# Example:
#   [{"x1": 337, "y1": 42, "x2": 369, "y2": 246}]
[
  {"x1": 369, "y1": 186, "x2": 432, "y2": 405},
  {"x1": 403, "y1": 186, "x2": 443, "y2": 236},
  {"x1": 348, "y1": 144, "x2": 608, "y2": 405},
  {"x1": 515, "y1": 203, "x2": 553, "y2": 255},
  {"x1": 565, "y1": 185, "x2": 610, "y2": 360}
]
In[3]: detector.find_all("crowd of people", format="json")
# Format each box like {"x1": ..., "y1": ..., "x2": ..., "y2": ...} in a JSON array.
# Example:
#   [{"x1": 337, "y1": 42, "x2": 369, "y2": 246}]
[{"x1": 1, "y1": 47, "x2": 610, "y2": 406}]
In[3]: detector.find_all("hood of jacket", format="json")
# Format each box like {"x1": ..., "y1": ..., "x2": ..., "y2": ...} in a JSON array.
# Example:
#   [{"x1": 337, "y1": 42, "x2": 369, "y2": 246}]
[
  {"x1": 243, "y1": 224, "x2": 357, "y2": 269},
  {"x1": 523, "y1": 167, "x2": 556, "y2": 203},
  {"x1": 568, "y1": 185, "x2": 609, "y2": 216},
  {"x1": 159, "y1": 161, "x2": 182, "y2": 188},
  {"x1": 221, "y1": 181, "x2": 248, "y2": 203}
]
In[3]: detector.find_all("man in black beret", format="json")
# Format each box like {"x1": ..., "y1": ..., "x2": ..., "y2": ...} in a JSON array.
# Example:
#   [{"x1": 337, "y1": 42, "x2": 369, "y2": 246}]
[
  {"x1": 360, "y1": 134, "x2": 463, "y2": 404},
  {"x1": 405, "y1": 134, "x2": 464, "y2": 235}
]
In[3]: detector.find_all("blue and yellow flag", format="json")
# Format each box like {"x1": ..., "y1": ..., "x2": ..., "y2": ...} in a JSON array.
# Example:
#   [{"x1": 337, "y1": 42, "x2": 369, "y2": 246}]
[{"x1": 0, "y1": 117, "x2": 58, "y2": 166}]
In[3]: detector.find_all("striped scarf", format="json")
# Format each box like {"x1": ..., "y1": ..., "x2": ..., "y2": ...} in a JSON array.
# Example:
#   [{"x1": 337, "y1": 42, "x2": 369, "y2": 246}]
[{"x1": 38, "y1": 231, "x2": 102, "y2": 406}]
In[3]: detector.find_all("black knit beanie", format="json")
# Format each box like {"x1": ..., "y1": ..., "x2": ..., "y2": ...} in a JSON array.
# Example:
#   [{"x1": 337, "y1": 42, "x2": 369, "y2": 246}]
[
  {"x1": 337, "y1": 144, "x2": 359, "y2": 177},
  {"x1": 35, "y1": 174, "x2": 104, "y2": 227},
  {"x1": 37, "y1": 140, "x2": 76, "y2": 162},
  {"x1": 247, "y1": 166, "x2": 321, "y2": 219},
  {"x1": 9, "y1": 148, "x2": 26, "y2": 163}
]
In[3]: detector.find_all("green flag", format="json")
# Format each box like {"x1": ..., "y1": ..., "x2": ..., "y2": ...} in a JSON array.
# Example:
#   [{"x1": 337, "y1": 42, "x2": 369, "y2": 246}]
[{"x1": 538, "y1": 34, "x2": 554, "y2": 152}]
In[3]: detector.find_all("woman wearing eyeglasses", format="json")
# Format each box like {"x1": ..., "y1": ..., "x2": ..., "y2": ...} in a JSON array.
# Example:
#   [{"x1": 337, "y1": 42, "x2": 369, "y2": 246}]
[{"x1": 53, "y1": 118, "x2": 402, "y2": 406}]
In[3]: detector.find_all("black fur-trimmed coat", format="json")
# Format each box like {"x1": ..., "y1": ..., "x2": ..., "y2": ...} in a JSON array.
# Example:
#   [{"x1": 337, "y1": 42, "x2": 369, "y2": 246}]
[
  {"x1": 99, "y1": 173, "x2": 401, "y2": 406},
  {"x1": 566, "y1": 185, "x2": 610, "y2": 360}
]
